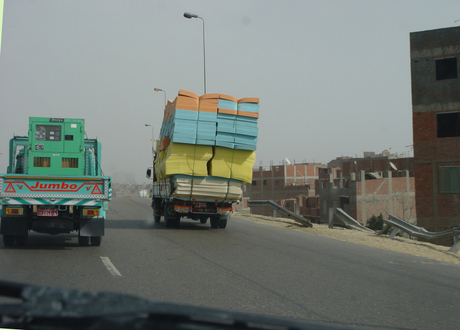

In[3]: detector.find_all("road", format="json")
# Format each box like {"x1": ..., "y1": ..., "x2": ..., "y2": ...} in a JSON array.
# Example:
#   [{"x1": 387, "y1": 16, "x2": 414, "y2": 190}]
[{"x1": 1, "y1": 197, "x2": 459, "y2": 329}]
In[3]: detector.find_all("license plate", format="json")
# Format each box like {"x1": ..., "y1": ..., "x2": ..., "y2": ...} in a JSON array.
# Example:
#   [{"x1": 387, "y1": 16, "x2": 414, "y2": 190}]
[{"x1": 37, "y1": 207, "x2": 58, "y2": 217}]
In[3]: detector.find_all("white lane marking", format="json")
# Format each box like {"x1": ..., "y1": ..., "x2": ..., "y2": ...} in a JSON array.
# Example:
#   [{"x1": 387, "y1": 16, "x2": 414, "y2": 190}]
[{"x1": 100, "y1": 256, "x2": 122, "y2": 276}]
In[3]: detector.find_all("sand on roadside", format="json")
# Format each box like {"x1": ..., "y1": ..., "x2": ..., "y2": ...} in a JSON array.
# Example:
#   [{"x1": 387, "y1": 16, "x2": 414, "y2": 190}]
[{"x1": 234, "y1": 211, "x2": 460, "y2": 266}]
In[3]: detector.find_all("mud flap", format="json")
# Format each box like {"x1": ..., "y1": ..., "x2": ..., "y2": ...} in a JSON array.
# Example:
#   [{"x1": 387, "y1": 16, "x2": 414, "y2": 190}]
[
  {"x1": 0, "y1": 217, "x2": 28, "y2": 235},
  {"x1": 80, "y1": 217, "x2": 104, "y2": 237}
]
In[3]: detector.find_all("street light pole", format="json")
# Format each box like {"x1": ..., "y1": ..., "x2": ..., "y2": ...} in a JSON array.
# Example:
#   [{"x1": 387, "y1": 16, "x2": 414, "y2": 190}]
[
  {"x1": 154, "y1": 88, "x2": 167, "y2": 105},
  {"x1": 145, "y1": 124, "x2": 155, "y2": 156},
  {"x1": 183, "y1": 12, "x2": 207, "y2": 94}
]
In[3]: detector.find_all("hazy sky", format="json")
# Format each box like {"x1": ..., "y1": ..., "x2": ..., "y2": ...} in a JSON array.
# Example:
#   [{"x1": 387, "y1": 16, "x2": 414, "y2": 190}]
[{"x1": 1, "y1": 0, "x2": 460, "y2": 183}]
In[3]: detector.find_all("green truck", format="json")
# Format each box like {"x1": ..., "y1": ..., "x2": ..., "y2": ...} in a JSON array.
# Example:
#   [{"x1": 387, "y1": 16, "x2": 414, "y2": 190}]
[{"x1": 0, "y1": 117, "x2": 112, "y2": 247}]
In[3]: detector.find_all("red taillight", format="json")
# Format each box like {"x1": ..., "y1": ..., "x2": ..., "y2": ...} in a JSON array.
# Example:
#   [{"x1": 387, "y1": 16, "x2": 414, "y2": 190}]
[{"x1": 82, "y1": 209, "x2": 99, "y2": 216}]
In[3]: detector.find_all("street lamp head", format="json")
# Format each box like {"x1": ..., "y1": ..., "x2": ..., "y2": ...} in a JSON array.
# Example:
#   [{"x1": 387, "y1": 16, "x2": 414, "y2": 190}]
[
  {"x1": 183, "y1": 11, "x2": 206, "y2": 94},
  {"x1": 145, "y1": 124, "x2": 151, "y2": 127},
  {"x1": 184, "y1": 12, "x2": 199, "y2": 19},
  {"x1": 154, "y1": 88, "x2": 163, "y2": 92}
]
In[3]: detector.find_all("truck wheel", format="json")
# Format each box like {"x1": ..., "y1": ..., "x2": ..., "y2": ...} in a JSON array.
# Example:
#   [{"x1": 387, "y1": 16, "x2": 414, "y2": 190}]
[
  {"x1": 78, "y1": 233, "x2": 89, "y2": 246},
  {"x1": 210, "y1": 216, "x2": 219, "y2": 228},
  {"x1": 165, "y1": 203, "x2": 179, "y2": 228},
  {"x1": 219, "y1": 216, "x2": 228, "y2": 229},
  {"x1": 16, "y1": 234, "x2": 28, "y2": 246},
  {"x1": 91, "y1": 236, "x2": 101, "y2": 246},
  {"x1": 3, "y1": 235, "x2": 15, "y2": 247},
  {"x1": 153, "y1": 198, "x2": 161, "y2": 223},
  {"x1": 172, "y1": 217, "x2": 181, "y2": 228},
  {"x1": 200, "y1": 217, "x2": 208, "y2": 224}
]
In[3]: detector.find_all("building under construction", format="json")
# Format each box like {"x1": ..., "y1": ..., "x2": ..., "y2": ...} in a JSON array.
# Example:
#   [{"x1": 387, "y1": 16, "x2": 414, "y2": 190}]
[{"x1": 410, "y1": 26, "x2": 460, "y2": 243}]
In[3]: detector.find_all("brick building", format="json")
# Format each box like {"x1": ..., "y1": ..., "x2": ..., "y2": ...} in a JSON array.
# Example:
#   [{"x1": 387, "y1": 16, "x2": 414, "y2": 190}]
[
  {"x1": 410, "y1": 26, "x2": 460, "y2": 240},
  {"x1": 245, "y1": 162, "x2": 324, "y2": 217},
  {"x1": 319, "y1": 155, "x2": 415, "y2": 225}
]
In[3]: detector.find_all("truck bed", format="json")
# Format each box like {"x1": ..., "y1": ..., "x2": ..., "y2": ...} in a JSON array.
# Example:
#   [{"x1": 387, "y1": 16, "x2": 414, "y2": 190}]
[{"x1": 152, "y1": 176, "x2": 242, "y2": 203}]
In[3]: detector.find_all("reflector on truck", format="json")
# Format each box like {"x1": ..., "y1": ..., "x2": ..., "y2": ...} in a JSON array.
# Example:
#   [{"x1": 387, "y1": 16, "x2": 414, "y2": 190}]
[
  {"x1": 5, "y1": 207, "x2": 23, "y2": 215},
  {"x1": 174, "y1": 205, "x2": 191, "y2": 213},
  {"x1": 82, "y1": 209, "x2": 100, "y2": 216},
  {"x1": 217, "y1": 207, "x2": 232, "y2": 215}
]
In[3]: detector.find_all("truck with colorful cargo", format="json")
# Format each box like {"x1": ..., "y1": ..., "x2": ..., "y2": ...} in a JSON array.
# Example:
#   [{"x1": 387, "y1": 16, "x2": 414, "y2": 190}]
[
  {"x1": 146, "y1": 90, "x2": 259, "y2": 228},
  {"x1": 0, "y1": 117, "x2": 111, "y2": 246}
]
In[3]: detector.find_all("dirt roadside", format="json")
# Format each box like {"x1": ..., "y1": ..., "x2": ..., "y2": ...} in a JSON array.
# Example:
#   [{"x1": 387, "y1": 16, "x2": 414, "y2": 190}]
[{"x1": 234, "y1": 211, "x2": 460, "y2": 266}]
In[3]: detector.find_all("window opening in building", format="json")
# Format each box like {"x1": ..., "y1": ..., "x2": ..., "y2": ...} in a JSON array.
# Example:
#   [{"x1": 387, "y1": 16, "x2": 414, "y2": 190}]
[
  {"x1": 252, "y1": 180, "x2": 257, "y2": 186},
  {"x1": 439, "y1": 166, "x2": 460, "y2": 193},
  {"x1": 34, "y1": 157, "x2": 51, "y2": 167},
  {"x1": 263, "y1": 179, "x2": 267, "y2": 185},
  {"x1": 437, "y1": 112, "x2": 460, "y2": 138},
  {"x1": 436, "y1": 57, "x2": 458, "y2": 80}
]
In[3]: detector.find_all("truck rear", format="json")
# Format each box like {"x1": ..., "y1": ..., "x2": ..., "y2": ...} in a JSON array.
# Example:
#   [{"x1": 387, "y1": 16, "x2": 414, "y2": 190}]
[
  {"x1": 146, "y1": 90, "x2": 259, "y2": 228},
  {"x1": 147, "y1": 173, "x2": 237, "y2": 228},
  {"x1": 0, "y1": 117, "x2": 111, "y2": 246}
]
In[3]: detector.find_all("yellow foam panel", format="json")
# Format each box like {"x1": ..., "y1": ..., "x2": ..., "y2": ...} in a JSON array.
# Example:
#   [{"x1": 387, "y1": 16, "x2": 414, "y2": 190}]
[
  {"x1": 209, "y1": 147, "x2": 256, "y2": 184},
  {"x1": 156, "y1": 143, "x2": 213, "y2": 179}
]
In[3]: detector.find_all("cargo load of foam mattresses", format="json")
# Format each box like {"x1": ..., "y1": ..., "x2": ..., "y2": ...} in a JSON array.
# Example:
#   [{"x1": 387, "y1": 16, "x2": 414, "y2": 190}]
[{"x1": 154, "y1": 89, "x2": 259, "y2": 200}]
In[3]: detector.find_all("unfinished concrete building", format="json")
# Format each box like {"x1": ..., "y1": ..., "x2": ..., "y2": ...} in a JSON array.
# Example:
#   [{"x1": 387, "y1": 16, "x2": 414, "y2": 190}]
[
  {"x1": 410, "y1": 26, "x2": 460, "y2": 241},
  {"x1": 319, "y1": 155, "x2": 416, "y2": 226},
  {"x1": 245, "y1": 162, "x2": 324, "y2": 218}
]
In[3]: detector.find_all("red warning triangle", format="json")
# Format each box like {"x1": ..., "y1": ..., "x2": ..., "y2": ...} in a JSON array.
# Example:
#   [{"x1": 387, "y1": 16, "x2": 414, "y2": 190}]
[
  {"x1": 5, "y1": 183, "x2": 16, "y2": 193},
  {"x1": 91, "y1": 185, "x2": 102, "y2": 194}
]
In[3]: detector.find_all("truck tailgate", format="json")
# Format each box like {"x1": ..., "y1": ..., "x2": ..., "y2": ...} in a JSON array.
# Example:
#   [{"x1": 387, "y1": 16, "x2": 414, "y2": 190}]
[{"x1": 0, "y1": 175, "x2": 111, "y2": 205}]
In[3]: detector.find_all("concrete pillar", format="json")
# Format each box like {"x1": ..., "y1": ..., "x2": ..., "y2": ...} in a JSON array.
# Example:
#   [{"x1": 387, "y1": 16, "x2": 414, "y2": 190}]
[
  {"x1": 388, "y1": 170, "x2": 393, "y2": 215},
  {"x1": 361, "y1": 170, "x2": 366, "y2": 225},
  {"x1": 405, "y1": 170, "x2": 410, "y2": 192},
  {"x1": 328, "y1": 207, "x2": 334, "y2": 228},
  {"x1": 360, "y1": 170, "x2": 366, "y2": 194},
  {"x1": 295, "y1": 202, "x2": 300, "y2": 215}
]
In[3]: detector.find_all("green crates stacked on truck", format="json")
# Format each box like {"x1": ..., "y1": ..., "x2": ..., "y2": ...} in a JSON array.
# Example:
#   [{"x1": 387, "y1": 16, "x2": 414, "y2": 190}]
[{"x1": 27, "y1": 117, "x2": 85, "y2": 176}]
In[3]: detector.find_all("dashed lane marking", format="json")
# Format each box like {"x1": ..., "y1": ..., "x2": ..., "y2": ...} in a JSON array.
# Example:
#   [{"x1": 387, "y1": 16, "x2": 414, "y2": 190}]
[{"x1": 100, "y1": 256, "x2": 122, "y2": 276}]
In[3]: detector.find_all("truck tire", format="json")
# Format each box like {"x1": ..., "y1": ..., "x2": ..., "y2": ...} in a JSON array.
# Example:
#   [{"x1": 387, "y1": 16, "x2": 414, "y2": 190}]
[
  {"x1": 210, "y1": 216, "x2": 219, "y2": 228},
  {"x1": 199, "y1": 217, "x2": 208, "y2": 224},
  {"x1": 172, "y1": 217, "x2": 181, "y2": 228},
  {"x1": 219, "y1": 214, "x2": 229, "y2": 229},
  {"x1": 16, "y1": 234, "x2": 28, "y2": 246},
  {"x1": 3, "y1": 235, "x2": 15, "y2": 247},
  {"x1": 165, "y1": 216, "x2": 180, "y2": 228},
  {"x1": 78, "y1": 232, "x2": 89, "y2": 246},
  {"x1": 91, "y1": 236, "x2": 101, "y2": 246},
  {"x1": 153, "y1": 198, "x2": 161, "y2": 223},
  {"x1": 165, "y1": 203, "x2": 180, "y2": 228}
]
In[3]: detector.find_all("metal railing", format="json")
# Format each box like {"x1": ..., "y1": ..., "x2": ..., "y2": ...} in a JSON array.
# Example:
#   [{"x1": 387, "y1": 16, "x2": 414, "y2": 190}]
[{"x1": 247, "y1": 200, "x2": 312, "y2": 227}]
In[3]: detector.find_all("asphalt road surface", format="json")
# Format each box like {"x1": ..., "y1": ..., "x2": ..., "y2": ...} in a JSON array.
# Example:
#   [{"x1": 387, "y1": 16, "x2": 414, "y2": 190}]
[{"x1": 1, "y1": 197, "x2": 459, "y2": 330}]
